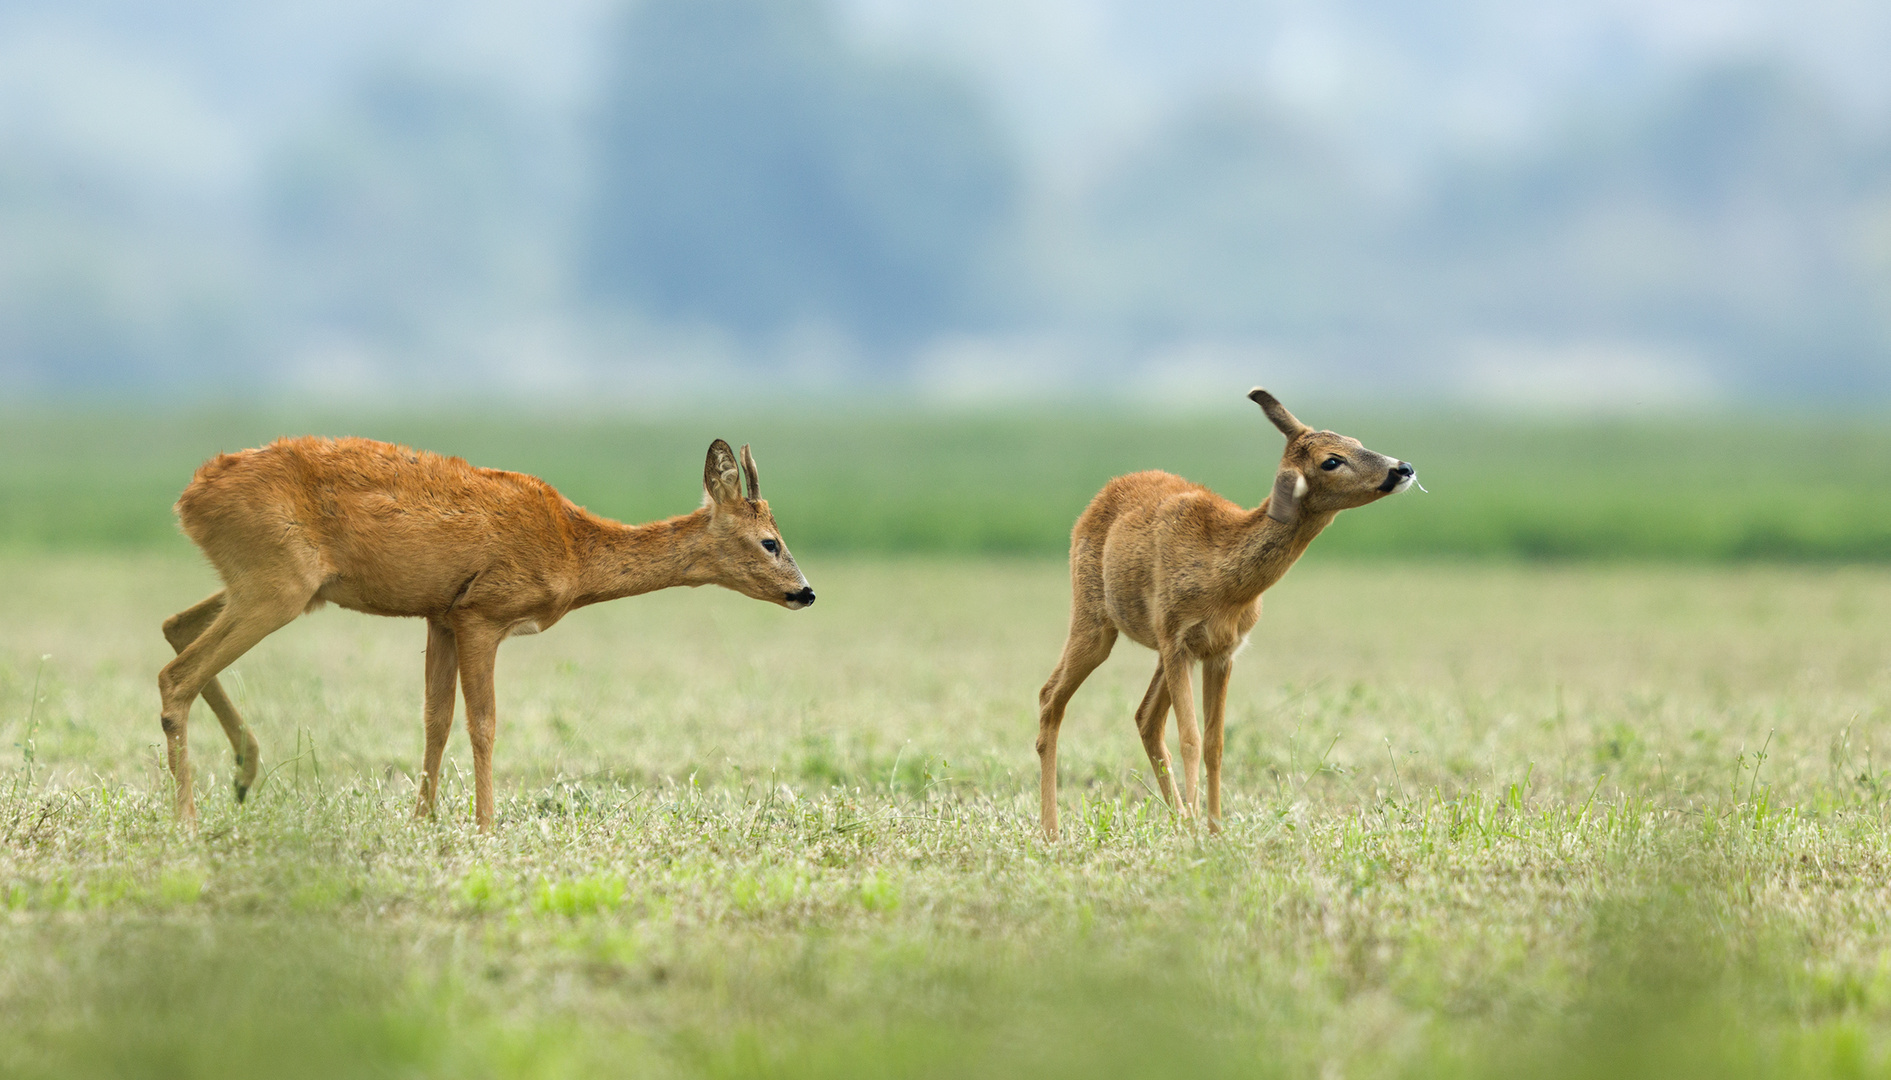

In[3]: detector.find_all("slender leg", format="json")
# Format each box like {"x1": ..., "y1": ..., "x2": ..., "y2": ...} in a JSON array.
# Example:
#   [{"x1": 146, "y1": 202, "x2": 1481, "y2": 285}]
[
  {"x1": 1161, "y1": 645, "x2": 1201, "y2": 821},
  {"x1": 453, "y1": 620, "x2": 503, "y2": 831},
  {"x1": 413, "y1": 618, "x2": 459, "y2": 819},
  {"x1": 1133, "y1": 661, "x2": 1180, "y2": 811},
  {"x1": 158, "y1": 588, "x2": 309, "y2": 826},
  {"x1": 1201, "y1": 655, "x2": 1233, "y2": 832},
  {"x1": 163, "y1": 592, "x2": 264, "y2": 802},
  {"x1": 1036, "y1": 620, "x2": 1117, "y2": 840}
]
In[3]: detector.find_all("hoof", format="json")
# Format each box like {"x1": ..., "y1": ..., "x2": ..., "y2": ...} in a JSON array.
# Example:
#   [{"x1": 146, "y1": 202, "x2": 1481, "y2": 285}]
[{"x1": 234, "y1": 749, "x2": 260, "y2": 802}]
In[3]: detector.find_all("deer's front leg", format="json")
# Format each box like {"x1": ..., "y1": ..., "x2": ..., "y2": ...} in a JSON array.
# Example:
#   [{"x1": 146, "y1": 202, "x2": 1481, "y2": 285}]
[
  {"x1": 1161, "y1": 645, "x2": 1201, "y2": 821},
  {"x1": 1200, "y1": 655, "x2": 1233, "y2": 833},
  {"x1": 453, "y1": 620, "x2": 504, "y2": 831},
  {"x1": 414, "y1": 618, "x2": 459, "y2": 819}
]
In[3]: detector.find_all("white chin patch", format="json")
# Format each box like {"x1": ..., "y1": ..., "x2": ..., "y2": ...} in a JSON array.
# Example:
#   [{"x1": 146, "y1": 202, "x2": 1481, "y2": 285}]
[
  {"x1": 783, "y1": 600, "x2": 809, "y2": 610},
  {"x1": 1292, "y1": 474, "x2": 1309, "y2": 500},
  {"x1": 1390, "y1": 476, "x2": 1415, "y2": 494}
]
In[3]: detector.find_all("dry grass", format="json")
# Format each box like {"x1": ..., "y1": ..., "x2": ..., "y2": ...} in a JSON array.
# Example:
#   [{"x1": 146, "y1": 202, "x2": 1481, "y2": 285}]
[{"x1": 3, "y1": 553, "x2": 1890, "y2": 1077}]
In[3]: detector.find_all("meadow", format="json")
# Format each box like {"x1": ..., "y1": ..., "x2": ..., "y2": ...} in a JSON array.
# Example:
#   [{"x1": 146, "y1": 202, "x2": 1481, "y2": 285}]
[
  {"x1": 3, "y1": 549, "x2": 1891, "y2": 1078},
  {"x1": 3, "y1": 405, "x2": 1889, "y2": 560},
  {"x1": 2, "y1": 407, "x2": 1890, "y2": 1077}
]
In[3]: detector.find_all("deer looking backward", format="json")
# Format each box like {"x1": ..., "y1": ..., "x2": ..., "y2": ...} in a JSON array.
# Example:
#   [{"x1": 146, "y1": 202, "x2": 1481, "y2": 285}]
[
  {"x1": 159, "y1": 437, "x2": 812, "y2": 831},
  {"x1": 1035, "y1": 389, "x2": 1418, "y2": 839}
]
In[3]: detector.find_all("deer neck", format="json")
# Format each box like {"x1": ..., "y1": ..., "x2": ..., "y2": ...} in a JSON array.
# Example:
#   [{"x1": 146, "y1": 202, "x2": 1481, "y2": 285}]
[
  {"x1": 1231, "y1": 507, "x2": 1336, "y2": 600},
  {"x1": 573, "y1": 509, "x2": 718, "y2": 606}
]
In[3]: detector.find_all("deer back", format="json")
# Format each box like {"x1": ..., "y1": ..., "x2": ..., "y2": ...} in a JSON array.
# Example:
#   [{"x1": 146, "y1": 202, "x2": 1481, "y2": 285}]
[{"x1": 177, "y1": 436, "x2": 586, "y2": 618}]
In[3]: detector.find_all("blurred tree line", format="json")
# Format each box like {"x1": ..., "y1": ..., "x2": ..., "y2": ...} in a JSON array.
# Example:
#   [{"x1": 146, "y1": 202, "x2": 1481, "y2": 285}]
[
  {"x1": 2, "y1": 0, "x2": 1888, "y2": 397},
  {"x1": 585, "y1": 0, "x2": 1018, "y2": 346}
]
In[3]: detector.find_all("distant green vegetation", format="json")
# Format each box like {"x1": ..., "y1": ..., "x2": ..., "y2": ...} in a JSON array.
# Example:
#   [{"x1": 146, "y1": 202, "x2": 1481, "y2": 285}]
[{"x1": 1, "y1": 406, "x2": 1886, "y2": 560}]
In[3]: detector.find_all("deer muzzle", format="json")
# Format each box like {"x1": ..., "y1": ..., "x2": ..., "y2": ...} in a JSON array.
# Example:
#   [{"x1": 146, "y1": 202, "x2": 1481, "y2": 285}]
[{"x1": 1379, "y1": 462, "x2": 1417, "y2": 494}]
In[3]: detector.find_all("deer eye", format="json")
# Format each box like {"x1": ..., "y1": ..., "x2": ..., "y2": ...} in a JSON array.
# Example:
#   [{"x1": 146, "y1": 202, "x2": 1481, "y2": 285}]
[
  {"x1": 1321, "y1": 457, "x2": 1345, "y2": 471},
  {"x1": 760, "y1": 538, "x2": 779, "y2": 555}
]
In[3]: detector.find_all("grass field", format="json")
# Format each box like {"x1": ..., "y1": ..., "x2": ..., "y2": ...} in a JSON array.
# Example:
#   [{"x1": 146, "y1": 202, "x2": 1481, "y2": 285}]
[
  {"x1": 4, "y1": 551, "x2": 1891, "y2": 1077},
  {"x1": 3, "y1": 406, "x2": 1889, "y2": 560}
]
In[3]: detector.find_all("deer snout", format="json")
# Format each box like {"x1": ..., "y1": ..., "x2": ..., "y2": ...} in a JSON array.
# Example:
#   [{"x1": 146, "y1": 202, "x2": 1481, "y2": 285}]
[
  {"x1": 785, "y1": 586, "x2": 816, "y2": 609},
  {"x1": 1379, "y1": 461, "x2": 1417, "y2": 493}
]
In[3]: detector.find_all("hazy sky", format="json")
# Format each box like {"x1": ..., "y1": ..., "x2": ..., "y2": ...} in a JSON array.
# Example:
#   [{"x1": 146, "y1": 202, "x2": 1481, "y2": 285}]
[
  {"x1": 842, "y1": 0, "x2": 1891, "y2": 180},
  {"x1": 3, "y1": 0, "x2": 1887, "y2": 403},
  {"x1": 6, "y1": 0, "x2": 1888, "y2": 193}
]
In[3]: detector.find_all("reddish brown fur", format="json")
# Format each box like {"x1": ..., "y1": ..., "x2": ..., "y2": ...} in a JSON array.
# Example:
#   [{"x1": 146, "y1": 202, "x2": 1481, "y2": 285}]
[
  {"x1": 159, "y1": 435, "x2": 812, "y2": 830},
  {"x1": 1035, "y1": 389, "x2": 1416, "y2": 839}
]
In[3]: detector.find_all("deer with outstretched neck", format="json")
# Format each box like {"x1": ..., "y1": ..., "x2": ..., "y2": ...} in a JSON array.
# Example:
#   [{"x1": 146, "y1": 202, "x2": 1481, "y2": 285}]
[
  {"x1": 160, "y1": 437, "x2": 813, "y2": 831},
  {"x1": 1035, "y1": 389, "x2": 1417, "y2": 839}
]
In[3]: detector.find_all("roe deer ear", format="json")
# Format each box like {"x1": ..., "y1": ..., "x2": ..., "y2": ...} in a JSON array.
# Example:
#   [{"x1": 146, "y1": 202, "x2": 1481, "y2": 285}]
[
  {"x1": 738, "y1": 444, "x2": 760, "y2": 502},
  {"x1": 1266, "y1": 467, "x2": 1309, "y2": 524},
  {"x1": 1249, "y1": 388, "x2": 1311, "y2": 439},
  {"x1": 704, "y1": 440, "x2": 744, "y2": 507}
]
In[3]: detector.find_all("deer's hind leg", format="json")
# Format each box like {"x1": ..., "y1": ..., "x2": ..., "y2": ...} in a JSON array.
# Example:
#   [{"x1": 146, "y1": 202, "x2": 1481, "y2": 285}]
[
  {"x1": 159, "y1": 582, "x2": 314, "y2": 825},
  {"x1": 163, "y1": 591, "x2": 263, "y2": 802},
  {"x1": 413, "y1": 618, "x2": 459, "y2": 819},
  {"x1": 1159, "y1": 644, "x2": 1202, "y2": 822},
  {"x1": 1036, "y1": 615, "x2": 1118, "y2": 841},
  {"x1": 1133, "y1": 660, "x2": 1180, "y2": 812}
]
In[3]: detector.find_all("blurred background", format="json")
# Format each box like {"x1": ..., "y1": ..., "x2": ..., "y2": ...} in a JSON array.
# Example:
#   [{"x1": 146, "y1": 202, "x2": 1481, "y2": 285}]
[
  {"x1": 1, "y1": 0, "x2": 1888, "y2": 560},
  {"x1": 4, "y1": 0, "x2": 1890, "y2": 406}
]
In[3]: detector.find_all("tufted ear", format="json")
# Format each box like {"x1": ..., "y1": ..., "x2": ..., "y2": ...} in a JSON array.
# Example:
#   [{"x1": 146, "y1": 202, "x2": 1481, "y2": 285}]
[
  {"x1": 704, "y1": 439, "x2": 744, "y2": 508},
  {"x1": 738, "y1": 443, "x2": 760, "y2": 501},
  {"x1": 1266, "y1": 467, "x2": 1309, "y2": 524},
  {"x1": 1249, "y1": 387, "x2": 1311, "y2": 439}
]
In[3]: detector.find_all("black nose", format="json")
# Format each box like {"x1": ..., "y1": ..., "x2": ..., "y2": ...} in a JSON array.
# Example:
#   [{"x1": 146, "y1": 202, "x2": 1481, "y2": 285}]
[
  {"x1": 1396, "y1": 462, "x2": 1414, "y2": 477},
  {"x1": 788, "y1": 587, "x2": 815, "y2": 606}
]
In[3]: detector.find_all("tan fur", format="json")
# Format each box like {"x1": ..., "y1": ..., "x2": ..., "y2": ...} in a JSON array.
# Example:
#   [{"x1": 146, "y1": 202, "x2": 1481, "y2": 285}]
[
  {"x1": 1035, "y1": 389, "x2": 1416, "y2": 839},
  {"x1": 159, "y1": 435, "x2": 812, "y2": 830}
]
